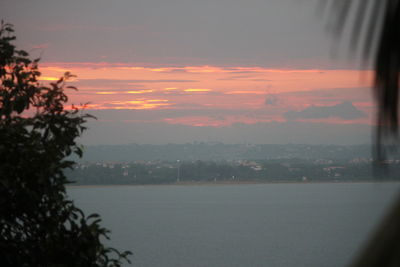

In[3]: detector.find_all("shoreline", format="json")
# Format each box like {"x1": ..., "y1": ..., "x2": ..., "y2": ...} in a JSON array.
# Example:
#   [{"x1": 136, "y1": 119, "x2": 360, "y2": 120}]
[{"x1": 66, "y1": 180, "x2": 400, "y2": 189}]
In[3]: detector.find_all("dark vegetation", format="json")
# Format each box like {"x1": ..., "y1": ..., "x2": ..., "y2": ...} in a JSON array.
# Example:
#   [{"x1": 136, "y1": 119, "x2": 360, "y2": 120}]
[
  {"x1": 0, "y1": 22, "x2": 131, "y2": 266},
  {"x1": 67, "y1": 159, "x2": 400, "y2": 186},
  {"x1": 67, "y1": 143, "x2": 400, "y2": 185}
]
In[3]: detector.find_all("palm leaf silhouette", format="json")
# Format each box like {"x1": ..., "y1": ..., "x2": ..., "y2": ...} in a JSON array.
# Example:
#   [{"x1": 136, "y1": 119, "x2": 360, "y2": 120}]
[
  {"x1": 325, "y1": 0, "x2": 400, "y2": 162},
  {"x1": 322, "y1": 2, "x2": 400, "y2": 267}
]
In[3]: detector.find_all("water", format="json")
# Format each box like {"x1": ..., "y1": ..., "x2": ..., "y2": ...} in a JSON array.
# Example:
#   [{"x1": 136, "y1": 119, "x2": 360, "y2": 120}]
[{"x1": 69, "y1": 183, "x2": 400, "y2": 267}]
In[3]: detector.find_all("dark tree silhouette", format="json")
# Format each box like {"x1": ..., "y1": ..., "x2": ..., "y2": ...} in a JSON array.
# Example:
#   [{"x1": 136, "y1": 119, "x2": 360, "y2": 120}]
[
  {"x1": 322, "y1": 0, "x2": 400, "y2": 162},
  {"x1": 0, "y1": 21, "x2": 131, "y2": 266},
  {"x1": 322, "y1": 1, "x2": 400, "y2": 266}
]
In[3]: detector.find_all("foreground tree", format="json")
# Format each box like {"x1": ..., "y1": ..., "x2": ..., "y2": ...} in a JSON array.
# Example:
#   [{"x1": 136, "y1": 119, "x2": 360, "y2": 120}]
[
  {"x1": 0, "y1": 21, "x2": 131, "y2": 266},
  {"x1": 323, "y1": 1, "x2": 400, "y2": 266}
]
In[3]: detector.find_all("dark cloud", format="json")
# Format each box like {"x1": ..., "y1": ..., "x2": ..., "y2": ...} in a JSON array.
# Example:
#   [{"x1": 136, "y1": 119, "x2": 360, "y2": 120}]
[
  {"x1": 167, "y1": 69, "x2": 189, "y2": 73},
  {"x1": 265, "y1": 94, "x2": 279, "y2": 106},
  {"x1": 281, "y1": 87, "x2": 371, "y2": 99},
  {"x1": 284, "y1": 101, "x2": 366, "y2": 120}
]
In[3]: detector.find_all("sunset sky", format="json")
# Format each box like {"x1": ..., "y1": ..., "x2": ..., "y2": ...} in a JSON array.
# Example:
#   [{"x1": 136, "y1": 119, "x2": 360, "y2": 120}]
[{"x1": 1, "y1": 0, "x2": 376, "y2": 145}]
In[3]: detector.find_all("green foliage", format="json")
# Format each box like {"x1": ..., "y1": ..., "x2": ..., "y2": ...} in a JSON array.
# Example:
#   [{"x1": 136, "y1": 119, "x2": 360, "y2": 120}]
[{"x1": 0, "y1": 21, "x2": 131, "y2": 266}]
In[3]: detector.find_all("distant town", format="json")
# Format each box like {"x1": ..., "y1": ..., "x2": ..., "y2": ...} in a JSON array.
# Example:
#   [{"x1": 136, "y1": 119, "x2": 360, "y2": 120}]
[{"x1": 66, "y1": 143, "x2": 400, "y2": 185}]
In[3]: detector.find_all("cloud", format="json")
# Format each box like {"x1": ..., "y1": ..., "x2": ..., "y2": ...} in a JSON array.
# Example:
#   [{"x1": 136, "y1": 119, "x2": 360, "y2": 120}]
[
  {"x1": 94, "y1": 90, "x2": 154, "y2": 95},
  {"x1": 78, "y1": 79, "x2": 198, "y2": 84},
  {"x1": 284, "y1": 101, "x2": 366, "y2": 120},
  {"x1": 265, "y1": 94, "x2": 279, "y2": 106},
  {"x1": 184, "y1": 88, "x2": 212, "y2": 92},
  {"x1": 217, "y1": 75, "x2": 255, "y2": 81},
  {"x1": 86, "y1": 108, "x2": 279, "y2": 123},
  {"x1": 226, "y1": 90, "x2": 265, "y2": 95}
]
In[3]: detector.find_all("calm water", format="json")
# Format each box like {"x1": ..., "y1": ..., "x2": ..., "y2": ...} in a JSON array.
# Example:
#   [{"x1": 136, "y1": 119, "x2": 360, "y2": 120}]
[{"x1": 69, "y1": 183, "x2": 400, "y2": 267}]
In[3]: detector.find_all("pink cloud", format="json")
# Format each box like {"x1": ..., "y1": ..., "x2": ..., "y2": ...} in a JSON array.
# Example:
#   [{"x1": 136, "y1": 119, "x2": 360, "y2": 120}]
[{"x1": 38, "y1": 62, "x2": 374, "y2": 127}]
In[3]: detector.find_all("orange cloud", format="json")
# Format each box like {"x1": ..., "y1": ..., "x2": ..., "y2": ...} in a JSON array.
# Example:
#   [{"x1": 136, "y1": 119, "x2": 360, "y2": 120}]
[
  {"x1": 96, "y1": 91, "x2": 118, "y2": 95},
  {"x1": 226, "y1": 90, "x2": 266, "y2": 94},
  {"x1": 106, "y1": 99, "x2": 172, "y2": 110},
  {"x1": 39, "y1": 76, "x2": 59, "y2": 81},
  {"x1": 184, "y1": 88, "x2": 212, "y2": 92},
  {"x1": 149, "y1": 68, "x2": 171, "y2": 72},
  {"x1": 184, "y1": 66, "x2": 226, "y2": 73},
  {"x1": 127, "y1": 90, "x2": 154, "y2": 94},
  {"x1": 39, "y1": 62, "x2": 375, "y2": 127}
]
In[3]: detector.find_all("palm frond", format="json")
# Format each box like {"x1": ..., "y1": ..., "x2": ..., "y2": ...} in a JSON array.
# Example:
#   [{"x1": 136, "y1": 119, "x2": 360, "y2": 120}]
[{"x1": 325, "y1": 0, "x2": 400, "y2": 161}]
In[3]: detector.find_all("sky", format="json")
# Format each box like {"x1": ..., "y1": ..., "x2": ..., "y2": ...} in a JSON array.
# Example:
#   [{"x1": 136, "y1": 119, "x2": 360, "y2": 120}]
[{"x1": 1, "y1": 0, "x2": 377, "y2": 145}]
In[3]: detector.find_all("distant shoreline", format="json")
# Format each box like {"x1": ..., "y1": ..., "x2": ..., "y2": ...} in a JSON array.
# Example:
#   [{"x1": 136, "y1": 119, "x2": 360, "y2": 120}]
[{"x1": 66, "y1": 180, "x2": 400, "y2": 189}]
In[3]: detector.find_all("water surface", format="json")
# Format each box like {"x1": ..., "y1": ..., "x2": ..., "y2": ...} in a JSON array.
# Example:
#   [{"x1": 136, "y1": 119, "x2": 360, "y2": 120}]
[{"x1": 69, "y1": 183, "x2": 400, "y2": 267}]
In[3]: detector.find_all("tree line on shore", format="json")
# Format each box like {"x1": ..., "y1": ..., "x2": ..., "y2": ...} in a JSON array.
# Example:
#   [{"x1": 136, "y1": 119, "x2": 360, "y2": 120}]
[{"x1": 66, "y1": 159, "x2": 400, "y2": 185}]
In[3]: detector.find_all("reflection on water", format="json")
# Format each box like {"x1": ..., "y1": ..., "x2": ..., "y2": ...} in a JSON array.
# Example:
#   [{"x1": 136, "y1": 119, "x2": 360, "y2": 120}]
[{"x1": 69, "y1": 183, "x2": 400, "y2": 267}]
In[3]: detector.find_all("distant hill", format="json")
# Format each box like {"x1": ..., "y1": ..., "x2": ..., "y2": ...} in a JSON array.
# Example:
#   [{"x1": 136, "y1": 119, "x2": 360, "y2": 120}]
[{"x1": 76, "y1": 143, "x2": 376, "y2": 162}]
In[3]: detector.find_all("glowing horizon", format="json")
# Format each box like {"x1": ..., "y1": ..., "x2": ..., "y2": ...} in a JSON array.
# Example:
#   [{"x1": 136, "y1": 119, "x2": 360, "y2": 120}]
[{"x1": 38, "y1": 62, "x2": 374, "y2": 127}]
